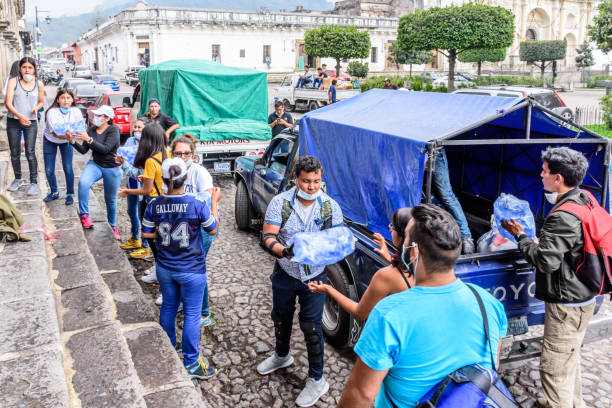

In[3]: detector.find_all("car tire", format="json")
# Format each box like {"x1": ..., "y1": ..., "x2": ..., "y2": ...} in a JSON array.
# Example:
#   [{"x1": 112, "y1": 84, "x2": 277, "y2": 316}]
[
  {"x1": 308, "y1": 101, "x2": 318, "y2": 112},
  {"x1": 235, "y1": 180, "x2": 254, "y2": 231},
  {"x1": 322, "y1": 262, "x2": 352, "y2": 347},
  {"x1": 283, "y1": 99, "x2": 295, "y2": 112}
]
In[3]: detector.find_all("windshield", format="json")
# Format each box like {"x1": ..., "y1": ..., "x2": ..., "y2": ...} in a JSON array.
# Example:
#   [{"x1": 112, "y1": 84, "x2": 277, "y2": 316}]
[
  {"x1": 109, "y1": 94, "x2": 130, "y2": 106},
  {"x1": 97, "y1": 76, "x2": 115, "y2": 81},
  {"x1": 75, "y1": 67, "x2": 88, "y2": 71},
  {"x1": 76, "y1": 87, "x2": 102, "y2": 97},
  {"x1": 532, "y1": 93, "x2": 563, "y2": 109}
]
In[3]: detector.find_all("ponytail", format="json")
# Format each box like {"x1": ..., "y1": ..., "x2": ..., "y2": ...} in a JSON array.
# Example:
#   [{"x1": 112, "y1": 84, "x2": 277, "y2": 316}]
[{"x1": 162, "y1": 164, "x2": 187, "y2": 192}]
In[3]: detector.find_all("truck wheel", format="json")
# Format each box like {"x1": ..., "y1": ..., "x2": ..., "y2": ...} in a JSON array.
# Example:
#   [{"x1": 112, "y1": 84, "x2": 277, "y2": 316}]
[
  {"x1": 308, "y1": 101, "x2": 318, "y2": 111},
  {"x1": 322, "y1": 263, "x2": 352, "y2": 347},
  {"x1": 283, "y1": 99, "x2": 295, "y2": 112},
  {"x1": 235, "y1": 180, "x2": 253, "y2": 231}
]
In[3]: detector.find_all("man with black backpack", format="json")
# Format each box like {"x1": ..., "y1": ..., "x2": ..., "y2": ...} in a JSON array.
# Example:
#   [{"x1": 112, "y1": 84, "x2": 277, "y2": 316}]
[
  {"x1": 502, "y1": 147, "x2": 597, "y2": 408},
  {"x1": 339, "y1": 204, "x2": 508, "y2": 407},
  {"x1": 256, "y1": 155, "x2": 343, "y2": 407}
]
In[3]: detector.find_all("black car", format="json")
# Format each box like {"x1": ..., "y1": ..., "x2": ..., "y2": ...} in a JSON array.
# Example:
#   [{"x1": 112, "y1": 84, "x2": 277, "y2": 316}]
[{"x1": 73, "y1": 85, "x2": 112, "y2": 117}]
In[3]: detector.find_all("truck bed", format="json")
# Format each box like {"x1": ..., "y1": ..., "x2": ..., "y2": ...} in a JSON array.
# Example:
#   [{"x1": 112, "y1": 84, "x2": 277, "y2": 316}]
[{"x1": 294, "y1": 88, "x2": 360, "y2": 101}]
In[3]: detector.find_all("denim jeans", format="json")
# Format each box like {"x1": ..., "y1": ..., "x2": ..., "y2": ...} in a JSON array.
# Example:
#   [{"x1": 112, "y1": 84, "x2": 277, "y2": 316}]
[
  {"x1": 78, "y1": 161, "x2": 122, "y2": 227},
  {"x1": 432, "y1": 148, "x2": 471, "y2": 238},
  {"x1": 43, "y1": 137, "x2": 74, "y2": 195},
  {"x1": 200, "y1": 227, "x2": 219, "y2": 317},
  {"x1": 126, "y1": 194, "x2": 148, "y2": 245},
  {"x1": 271, "y1": 262, "x2": 326, "y2": 380},
  {"x1": 7, "y1": 118, "x2": 37, "y2": 183},
  {"x1": 313, "y1": 78, "x2": 322, "y2": 88},
  {"x1": 156, "y1": 264, "x2": 206, "y2": 366},
  {"x1": 139, "y1": 197, "x2": 156, "y2": 258},
  {"x1": 296, "y1": 77, "x2": 312, "y2": 88}
]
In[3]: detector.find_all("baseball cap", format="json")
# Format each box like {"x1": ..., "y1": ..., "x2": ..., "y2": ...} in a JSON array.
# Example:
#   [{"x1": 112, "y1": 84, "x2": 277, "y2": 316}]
[
  {"x1": 92, "y1": 105, "x2": 115, "y2": 119},
  {"x1": 384, "y1": 78, "x2": 390, "y2": 82},
  {"x1": 161, "y1": 157, "x2": 187, "y2": 179}
]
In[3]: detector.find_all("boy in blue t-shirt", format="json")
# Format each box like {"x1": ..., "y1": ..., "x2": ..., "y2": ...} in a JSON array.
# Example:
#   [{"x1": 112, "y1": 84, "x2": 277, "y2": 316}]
[
  {"x1": 142, "y1": 158, "x2": 221, "y2": 380},
  {"x1": 329, "y1": 79, "x2": 337, "y2": 104}
]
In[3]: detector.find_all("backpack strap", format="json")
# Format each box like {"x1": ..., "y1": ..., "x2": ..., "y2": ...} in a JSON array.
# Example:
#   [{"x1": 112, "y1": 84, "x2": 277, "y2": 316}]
[
  {"x1": 319, "y1": 198, "x2": 333, "y2": 230},
  {"x1": 466, "y1": 284, "x2": 495, "y2": 368},
  {"x1": 150, "y1": 156, "x2": 163, "y2": 197},
  {"x1": 280, "y1": 199, "x2": 293, "y2": 230}
]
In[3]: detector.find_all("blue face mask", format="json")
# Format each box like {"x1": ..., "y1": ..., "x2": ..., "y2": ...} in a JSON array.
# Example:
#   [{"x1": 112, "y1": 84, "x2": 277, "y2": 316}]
[
  {"x1": 60, "y1": 107, "x2": 70, "y2": 114},
  {"x1": 185, "y1": 159, "x2": 193, "y2": 167}
]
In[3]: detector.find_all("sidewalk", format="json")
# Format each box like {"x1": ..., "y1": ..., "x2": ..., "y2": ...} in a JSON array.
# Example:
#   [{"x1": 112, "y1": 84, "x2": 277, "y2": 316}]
[{"x1": 0, "y1": 110, "x2": 206, "y2": 407}]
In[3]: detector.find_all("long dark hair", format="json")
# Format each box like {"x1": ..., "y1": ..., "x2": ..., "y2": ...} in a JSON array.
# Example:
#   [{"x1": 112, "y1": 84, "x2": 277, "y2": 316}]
[
  {"x1": 134, "y1": 122, "x2": 167, "y2": 169},
  {"x1": 9, "y1": 60, "x2": 20, "y2": 78},
  {"x1": 45, "y1": 89, "x2": 76, "y2": 120},
  {"x1": 18, "y1": 57, "x2": 37, "y2": 80},
  {"x1": 390, "y1": 207, "x2": 414, "y2": 274}
]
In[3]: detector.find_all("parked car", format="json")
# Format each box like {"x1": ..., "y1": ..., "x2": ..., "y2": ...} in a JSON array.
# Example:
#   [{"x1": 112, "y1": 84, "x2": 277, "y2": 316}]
[
  {"x1": 276, "y1": 73, "x2": 360, "y2": 112},
  {"x1": 73, "y1": 65, "x2": 92, "y2": 79},
  {"x1": 456, "y1": 71, "x2": 476, "y2": 81},
  {"x1": 420, "y1": 72, "x2": 441, "y2": 81},
  {"x1": 94, "y1": 75, "x2": 120, "y2": 91},
  {"x1": 59, "y1": 78, "x2": 95, "y2": 94},
  {"x1": 234, "y1": 89, "x2": 612, "y2": 354},
  {"x1": 433, "y1": 74, "x2": 473, "y2": 88},
  {"x1": 452, "y1": 85, "x2": 574, "y2": 121},
  {"x1": 73, "y1": 84, "x2": 112, "y2": 117},
  {"x1": 87, "y1": 91, "x2": 133, "y2": 139},
  {"x1": 325, "y1": 69, "x2": 352, "y2": 82},
  {"x1": 124, "y1": 65, "x2": 144, "y2": 86}
]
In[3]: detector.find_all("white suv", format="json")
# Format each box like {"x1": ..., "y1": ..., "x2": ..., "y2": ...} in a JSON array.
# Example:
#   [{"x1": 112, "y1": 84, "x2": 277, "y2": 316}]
[
  {"x1": 452, "y1": 85, "x2": 573, "y2": 121},
  {"x1": 73, "y1": 65, "x2": 93, "y2": 80}
]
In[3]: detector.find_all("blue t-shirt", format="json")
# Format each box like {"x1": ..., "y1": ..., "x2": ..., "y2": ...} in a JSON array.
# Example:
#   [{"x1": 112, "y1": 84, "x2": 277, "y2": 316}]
[
  {"x1": 329, "y1": 85, "x2": 336, "y2": 102},
  {"x1": 354, "y1": 279, "x2": 508, "y2": 408},
  {"x1": 142, "y1": 194, "x2": 217, "y2": 273}
]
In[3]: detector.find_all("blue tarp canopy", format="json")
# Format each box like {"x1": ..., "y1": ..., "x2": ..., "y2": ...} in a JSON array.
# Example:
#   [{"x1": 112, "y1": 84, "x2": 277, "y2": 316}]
[{"x1": 299, "y1": 89, "x2": 609, "y2": 239}]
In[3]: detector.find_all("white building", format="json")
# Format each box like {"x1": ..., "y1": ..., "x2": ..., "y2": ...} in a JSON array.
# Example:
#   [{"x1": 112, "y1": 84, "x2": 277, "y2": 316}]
[
  {"x1": 0, "y1": 0, "x2": 27, "y2": 91},
  {"x1": 77, "y1": 0, "x2": 399, "y2": 75}
]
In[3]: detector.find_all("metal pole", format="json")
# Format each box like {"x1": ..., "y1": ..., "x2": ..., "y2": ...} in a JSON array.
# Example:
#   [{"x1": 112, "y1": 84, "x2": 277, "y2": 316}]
[
  {"x1": 35, "y1": 6, "x2": 39, "y2": 65},
  {"x1": 525, "y1": 102, "x2": 532, "y2": 140},
  {"x1": 425, "y1": 143, "x2": 435, "y2": 204},
  {"x1": 603, "y1": 141, "x2": 611, "y2": 209}
]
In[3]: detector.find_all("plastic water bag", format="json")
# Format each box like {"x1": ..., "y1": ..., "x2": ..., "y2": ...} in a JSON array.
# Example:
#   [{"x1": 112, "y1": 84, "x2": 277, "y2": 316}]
[
  {"x1": 70, "y1": 119, "x2": 86, "y2": 134},
  {"x1": 194, "y1": 191, "x2": 212, "y2": 210},
  {"x1": 494, "y1": 193, "x2": 536, "y2": 244},
  {"x1": 52, "y1": 122, "x2": 69, "y2": 136},
  {"x1": 477, "y1": 215, "x2": 517, "y2": 253},
  {"x1": 116, "y1": 145, "x2": 139, "y2": 165},
  {"x1": 290, "y1": 227, "x2": 355, "y2": 266}
]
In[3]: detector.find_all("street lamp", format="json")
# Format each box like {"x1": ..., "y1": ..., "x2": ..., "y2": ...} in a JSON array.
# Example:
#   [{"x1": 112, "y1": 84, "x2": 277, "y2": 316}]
[{"x1": 35, "y1": 6, "x2": 51, "y2": 64}]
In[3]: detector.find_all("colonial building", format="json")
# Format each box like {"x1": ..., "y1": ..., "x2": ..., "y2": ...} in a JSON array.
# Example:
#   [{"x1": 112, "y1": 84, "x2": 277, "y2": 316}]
[
  {"x1": 0, "y1": 0, "x2": 27, "y2": 91},
  {"x1": 77, "y1": 0, "x2": 399, "y2": 75}
]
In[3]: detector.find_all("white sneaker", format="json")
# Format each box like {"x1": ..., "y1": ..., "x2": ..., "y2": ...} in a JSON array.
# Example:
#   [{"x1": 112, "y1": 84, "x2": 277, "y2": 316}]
[
  {"x1": 295, "y1": 377, "x2": 329, "y2": 407},
  {"x1": 7, "y1": 179, "x2": 24, "y2": 192},
  {"x1": 141, "y1": 267, "x2": 157, "y2": 283},
  {"x1": 256, "y1": 352, "x2": 294, "y2": 375},
  {"x1": 155, "y1": 294, "x2": 163, "y2": 305}
]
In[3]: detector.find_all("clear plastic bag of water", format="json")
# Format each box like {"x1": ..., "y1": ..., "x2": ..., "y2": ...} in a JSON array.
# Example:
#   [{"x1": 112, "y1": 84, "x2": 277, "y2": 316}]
[
  {"x1": 52, "y1": 122, "x2": 69, "y2": 136},
  {"x1": 289, "y1": 226, "x2": 355, "y2": 266},
  {"x1": 70, "y1": 119, "x2": 86, "y2": 134},
  {"x1": 116, "y1": 145, "x2": 139, "y2": 165},
  {"x1": 477, "y1": 215, "x2": 518, "y2": 253},
  {"x1": 494, "y1": 193, "x2": 536, "y2": 244}
]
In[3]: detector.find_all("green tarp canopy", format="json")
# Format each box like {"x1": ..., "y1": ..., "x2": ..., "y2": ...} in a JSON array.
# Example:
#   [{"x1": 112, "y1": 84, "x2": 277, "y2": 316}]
[{"x1": 138, "y1": 59, "x2": 270, "y2": 142}]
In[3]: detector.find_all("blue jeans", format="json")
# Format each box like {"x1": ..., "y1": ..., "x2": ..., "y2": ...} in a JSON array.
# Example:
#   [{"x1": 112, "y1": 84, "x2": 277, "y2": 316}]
[
  {"x1": 7, "y1": 118, "x2": 37, "y2": 183},
  {"x1": 296, "y1": 77, "x2": 312, "y2": 88},
  {"x1": 43, "y1": 138, "x2": 74, "y2": 196},
  {"x1": 78, "y1": 161, "x2": 122, "y2": 227},
  {"x1": 200, "y1": 227, "x2": 219, "y2": 317},
  {"x1": 126, "y1": 194, "x2": 147, "y2": 247},
  {"x1": 313, "y1": 78, "x2": 323, "y2": 88},
  {"x1": 432, "y1": 148, "x2": 471, "y2": 238},
  {"x1": 157, "y1": 264, "x2": 206, "y2": 366},
  {"x1": 271, "y1": 262, "x2": 326, "y2": 380}
]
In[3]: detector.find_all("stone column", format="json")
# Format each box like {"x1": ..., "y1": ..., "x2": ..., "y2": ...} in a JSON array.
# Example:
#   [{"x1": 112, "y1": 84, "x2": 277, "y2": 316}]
[
  {"x1": 551, "y1": 5, "x2": 560, "y2": 40},
  {"x1": 558, "y1": 0, "x2": 565, "y2": 40}
]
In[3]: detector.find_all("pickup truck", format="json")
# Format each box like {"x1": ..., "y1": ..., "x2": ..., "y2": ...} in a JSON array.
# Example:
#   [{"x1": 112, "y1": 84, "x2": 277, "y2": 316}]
[
  {"x1": 276, "y1": 73, "x2": 360, "y2": 112},
  {"x1": 234, "y1": 90, "x2": 612, "y2": 362}
]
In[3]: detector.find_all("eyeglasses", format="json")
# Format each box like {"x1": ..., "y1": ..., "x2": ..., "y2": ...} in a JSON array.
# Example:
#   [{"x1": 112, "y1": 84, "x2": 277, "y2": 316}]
[{"x1": 173, "y1": 151, "x2": 192, "y2": 157}]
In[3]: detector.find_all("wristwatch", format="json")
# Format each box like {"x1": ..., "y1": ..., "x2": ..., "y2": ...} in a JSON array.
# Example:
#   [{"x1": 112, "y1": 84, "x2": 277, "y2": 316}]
[{"x1": 514, "y1": 233, "x2": 527, "y2": 242}]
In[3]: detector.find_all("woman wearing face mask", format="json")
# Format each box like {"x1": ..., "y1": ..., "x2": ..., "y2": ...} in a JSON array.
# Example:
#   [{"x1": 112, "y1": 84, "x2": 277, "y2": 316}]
[
  {"x1": 307, "y1": 208, "x2": 415, "y2": 320},
  {"x1": 115, "y1": 117, "x2": 151, "y2": 258},
  {"x1": 42, "y1": 89, "x2": 80, "y2": 205},
  {"x1": 5, "y1": 57, "x2": 45, "y2": 195},
  {"x1": 70, "y1": 105, "x2": 122, "y2": 237}
]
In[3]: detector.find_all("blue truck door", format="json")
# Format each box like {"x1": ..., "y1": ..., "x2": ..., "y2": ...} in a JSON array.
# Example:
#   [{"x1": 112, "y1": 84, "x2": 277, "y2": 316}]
[{"x1": 253, "y1": 138, "x2": 294, "y2": 214}]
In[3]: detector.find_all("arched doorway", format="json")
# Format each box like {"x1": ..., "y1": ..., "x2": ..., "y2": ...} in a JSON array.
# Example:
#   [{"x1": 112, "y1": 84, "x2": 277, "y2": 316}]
[
  {"x1": 526, "y1": 29, "x2": 537, "y2": 41},
  {"x1": 526, "y1": 8, "x2": 551, "y2": 40}
]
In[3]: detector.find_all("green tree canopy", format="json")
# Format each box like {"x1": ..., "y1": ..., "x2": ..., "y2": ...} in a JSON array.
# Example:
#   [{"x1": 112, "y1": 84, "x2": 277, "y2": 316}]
[
  {"x1": 347, "y1": 61, "x2": 369, "y2": 79},
  {"x1": 304, "y1": 25, "x2": 370, "y2": 77},
  {"x1": 458, "y1": 48, "x2": 506, "y2": 76},
  {"x1": 397, "y1": 4, "x2": 514, "y2": 91},
  {"x1": 387, "y1": 41, "x2": 433, "y2": 76},
  {"x1": 519, "y1": 40, "x2": 566, "y2": 77},
  {"x1": 575, "y1": 42, "x2": 595, "y2": 69},
  {"x1": 589, "y1": 0, "x2": 612, "y2": 53}
]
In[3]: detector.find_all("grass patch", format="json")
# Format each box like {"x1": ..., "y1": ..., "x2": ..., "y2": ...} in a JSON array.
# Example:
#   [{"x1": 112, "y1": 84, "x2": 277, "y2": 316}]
[{"x1": 582, "y1": 124, "x2": 612, "y2": 137}]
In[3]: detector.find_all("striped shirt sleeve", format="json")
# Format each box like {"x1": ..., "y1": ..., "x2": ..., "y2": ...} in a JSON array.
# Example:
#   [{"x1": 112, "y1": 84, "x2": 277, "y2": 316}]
[
  {"x1": 264, "y1": 196, "x2": 282, "y2": 226},
  {"x1": 142, "y1": 200, "x2": 156, "y2": 234}
]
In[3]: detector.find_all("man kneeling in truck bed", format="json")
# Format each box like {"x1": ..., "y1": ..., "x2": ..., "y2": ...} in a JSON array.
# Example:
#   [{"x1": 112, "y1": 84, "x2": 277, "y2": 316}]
[{"x1": 502, "y1": 147, "x2": 595, "y2": 408}]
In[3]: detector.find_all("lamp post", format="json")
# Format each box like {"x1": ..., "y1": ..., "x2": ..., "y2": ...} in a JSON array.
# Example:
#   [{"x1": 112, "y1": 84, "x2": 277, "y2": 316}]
[{"x1": 34, "y1": 6, "x2": 51, "y2": 65}]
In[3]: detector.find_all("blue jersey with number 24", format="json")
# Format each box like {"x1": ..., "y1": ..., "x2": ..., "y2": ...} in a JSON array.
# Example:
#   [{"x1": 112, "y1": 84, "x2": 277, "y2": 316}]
[{"x1": 142, "y1": 194, "x2": 217, "y2": 273}]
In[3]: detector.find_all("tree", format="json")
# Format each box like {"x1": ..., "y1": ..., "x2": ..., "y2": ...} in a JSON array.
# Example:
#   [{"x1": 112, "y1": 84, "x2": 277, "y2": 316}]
[
  {"x1": 397, "y1": 4, "x2": 514, "y2": 91},
  {"x1": 458, "y1": 48, "x2": 506, "y2": 76},
  {"x1": 304, "y1": 25, "x2": 370, "y2": 78},
  {"x1": 589, "y1": 0, "x2": 612, "y2": 53},
  {"x1": 387, "y1": 41, "x2": 433, "y2": 76},
  {"x1": 519, "y1": 40, "x2": 566, "y2": 78},
  {"x1": 575, "y1": 42, "x2": 595, "y2": 70},
  {"x1": 347, "y1": 61, "x2": 369, "y2": 79}
]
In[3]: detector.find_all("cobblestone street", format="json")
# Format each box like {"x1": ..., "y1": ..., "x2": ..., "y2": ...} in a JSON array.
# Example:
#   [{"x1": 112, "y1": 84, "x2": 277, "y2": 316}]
[{"x1": 103, "y1": 174, "x2": 612, "y2": 407}]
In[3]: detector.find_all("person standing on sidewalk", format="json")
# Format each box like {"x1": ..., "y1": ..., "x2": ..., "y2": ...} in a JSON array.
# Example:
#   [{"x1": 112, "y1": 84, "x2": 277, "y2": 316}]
[
  {"x1": 501, "y1": 147, "x2": 595, "y2": 408},
  {"x1": 42, "y1": 89, "x2": 79, "y2": 205},
  {"x1": 257, "y1": 155, "x2": 343, "y2": 407},
  {"x1": 70, "y1": 105, "x2": 122, "y2": 238},
  {"x1": 5, "y1": 57, "x2": 44, "y2": 195},
  {"x1": 142, "y1": 157, "x2": 220, "y2": 379},
  {"x1": 143, "y1": 98, "x2": 179, "y2": 142}
]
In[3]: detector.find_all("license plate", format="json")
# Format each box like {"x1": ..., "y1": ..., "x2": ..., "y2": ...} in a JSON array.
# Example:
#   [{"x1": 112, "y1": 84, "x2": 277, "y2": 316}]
[
  {"x1": 507, "y1": 315, "x2": 529, "y2": 336},
  {"x1": 213, "y1": 162, "x2": 231, "y2": 172}
]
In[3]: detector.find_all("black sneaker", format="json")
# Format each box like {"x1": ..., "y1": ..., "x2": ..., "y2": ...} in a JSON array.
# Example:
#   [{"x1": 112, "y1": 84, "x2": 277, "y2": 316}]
[
  {"x1": 186, "y1": 356, "x2": 216, "y2": 380},
  {"x1": 174, "y1": 339, "x2": 182, "y2": 352}
]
